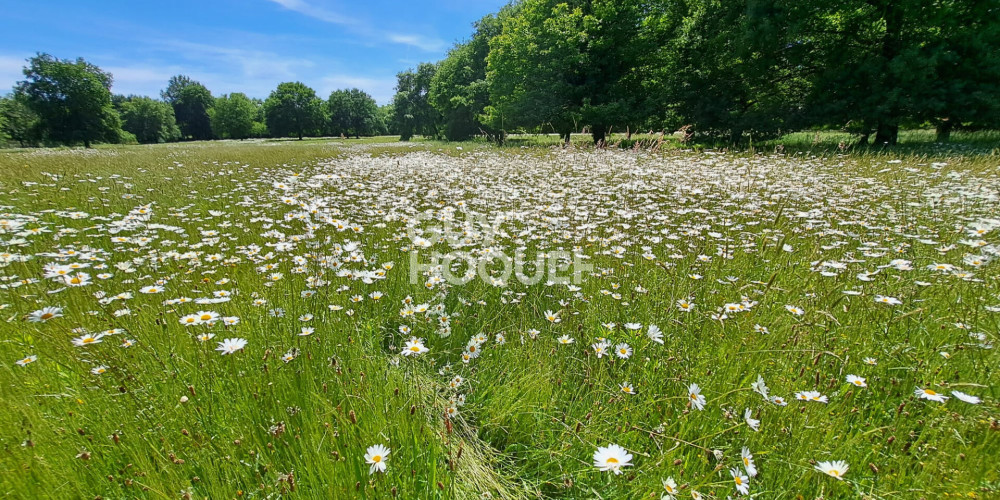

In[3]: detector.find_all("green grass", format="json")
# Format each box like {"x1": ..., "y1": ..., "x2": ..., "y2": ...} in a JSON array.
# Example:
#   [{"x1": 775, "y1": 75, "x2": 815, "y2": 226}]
[{"x1": 0, "y1": 139, "x2": 997, "y2": 499}]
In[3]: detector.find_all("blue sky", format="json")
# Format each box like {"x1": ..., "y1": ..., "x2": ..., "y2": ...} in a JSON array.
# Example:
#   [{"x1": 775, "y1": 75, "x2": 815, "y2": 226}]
[{"x1": 0, "y1": 0, "x2": 508, "y2": 104}]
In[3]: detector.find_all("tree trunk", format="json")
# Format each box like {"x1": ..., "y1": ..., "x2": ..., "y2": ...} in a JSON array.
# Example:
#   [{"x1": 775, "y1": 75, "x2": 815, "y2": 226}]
[
  {"x1": 591, "y1": 125, "x2": 606, "y2": 146},
  {"x1": 873, "y1": 2, "x2": 903, "y2": 147},
  {"x1": 84, "y1": 139, "x2": 91, "y2": 148},
  {"x1": 560, "y1": 131, "x2": 571, "y2": 145},
  {"x1": 729, "y1": 128, "x2": 743, "y2": 146},
  {"x1": 874, "y1": 121, "x2": 898, "y2": 145},
  {"x1": 935, "y1": 120, "x2": 953, "y2": 142}
]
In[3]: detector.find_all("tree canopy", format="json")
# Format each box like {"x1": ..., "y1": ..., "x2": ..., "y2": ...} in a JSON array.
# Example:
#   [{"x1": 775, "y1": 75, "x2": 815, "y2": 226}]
[
  {"x1": 327, "y1": 88, "x2": 379, "y2": 138},
  {"x1": 164, "y1": 76, "x2": 215, "y2": 141},
  {"x1": 264, "y1": 82, "x2": 324, "y2": 140},
  {"x1": 0, "y1": 93, "x2": 41, "y2": 147},
  {"x1": 211, "y1": 93, "x2": 258, "y2": 140},
  {"x1": 393, "y1": 63, "x2": 440, "y2": 141},
  {"x1": 117, "y1": 95, "x2": 180, "y2": 144},
  {"x1": 15, "y1": 53, "x2": 122, "y2": 147},
  {"x1": 415, "y1": 0, "x2": 1000, "y2": 145}
]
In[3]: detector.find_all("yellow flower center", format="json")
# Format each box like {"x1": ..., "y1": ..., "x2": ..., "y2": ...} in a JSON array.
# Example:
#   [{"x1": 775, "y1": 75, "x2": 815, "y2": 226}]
[
  {"x1": 372, "y1": 455, "x2": 382, "y2": 462},
  {"x1": 41, "y1": 313, "x2": 54, "y2": 320},
  {"x1": 606, "y1": 457, "x2": 619, "y2": 464},
  {"x1": 924, "y1": 389, "x2": 937, "y2": 395},
  {"x1": 734, "y1": 477, "x2": 743, "y2": 485}
]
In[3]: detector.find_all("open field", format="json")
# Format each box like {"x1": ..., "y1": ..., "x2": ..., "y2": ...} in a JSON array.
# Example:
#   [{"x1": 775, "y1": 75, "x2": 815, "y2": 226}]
[{"x1": 1, "y1": 140, "x2": 998, "y2": 499}]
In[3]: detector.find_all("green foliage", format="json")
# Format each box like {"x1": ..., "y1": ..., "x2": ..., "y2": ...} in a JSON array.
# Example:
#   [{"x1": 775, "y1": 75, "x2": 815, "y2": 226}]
[
  {"x1": 429, "y1": 13, "x2": 502, "y2": 141},
  {"x1": 165, "y1": 77, "x2": 215, "y2": 141},
  {"x1": 211, "y1": 93, "x2": 258, "y2": 140},
  {"x1": 485, "y1": 0, "x2": 591, "y2": 142},
  {"x1": 251, "y1": 121, "x2": 269, "y2": 138},
  {"x1": 15, "y1": 53, "x2": 123, "y2": 147},
  {"x1": 0, "y1": 93, "x2": 41, "y2": 147},
  {"x1": 655, "y1": 0, "x2": 812, "y2": 143},
  {"x1": 116, "y1": 96, "x2": 180, "y2": 144},
  {"x1": 326, "y1": 88, "x2": 379, "y2": 138},
  {"x1": 400, "y1": 0, "x2": 1000, "y2": 146},
  {"x1": 375, "y1": 104, "x2": 396, "y2": 135},
  {"x1": 393, "y1": 63, "x2": 440, "y2": 141},
  {"x1": 264, "y1": 82, "x2": 324, "y2": 140},
  {"x1": 160, "y1": 74, "x2": 195, "y2": 104}
]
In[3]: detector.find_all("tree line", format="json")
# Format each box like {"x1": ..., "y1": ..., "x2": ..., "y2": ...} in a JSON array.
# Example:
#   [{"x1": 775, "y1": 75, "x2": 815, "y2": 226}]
[
  {"x1": 394, "y1": 0, "x2": 1000, "y2": 145},
  {"x1": 0, "y1": 54, "x2": 396, "y2": 147}
]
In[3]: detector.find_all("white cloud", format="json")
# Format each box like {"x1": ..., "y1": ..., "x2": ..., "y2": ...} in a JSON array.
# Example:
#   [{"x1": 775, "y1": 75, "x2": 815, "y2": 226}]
[
  {"x1": 159, "y1": 40, "x2": 314, "y2": 82},
  {"x1": 266, "y1": 0, "x2": 357, "y2": 25},
  {"x1": 105, "y1": 66, "x2": 178, "y2": 95},
  {"x1": 0, "y1": 55, "x2": 27, "y2": 93},
  {"x1": 266, "y1": 0, "x2": 445, "y2": 53},
  {"x1": 387, "y1": 33, "x2": 446, "y2": 52}
]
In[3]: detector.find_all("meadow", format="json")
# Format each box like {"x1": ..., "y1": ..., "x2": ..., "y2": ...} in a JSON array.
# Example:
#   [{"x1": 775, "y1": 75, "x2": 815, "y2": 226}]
[{"x1": 0, "y1": 137, "x2": 998, "y2": 499}]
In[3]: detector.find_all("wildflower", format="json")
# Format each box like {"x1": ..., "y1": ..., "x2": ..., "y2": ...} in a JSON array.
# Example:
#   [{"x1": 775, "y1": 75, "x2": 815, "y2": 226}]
[
  {"x1": 688, "y1": 383, "x2": 706, "y2": 410},
  {"x1": 593, "y1": 341, "x2": 609, "y2": 358},
  {"x1": 195, "y1": 311, "x2": 219, "y2": 323},
  {"x1": 16, "y1": 355, "x2": 37, "y2": 366},
  {"x1": 28, "y1": 306, "x2": 63, "y2": 322},
  {"x1": 614, "y1": 343, "x2": 632, "y2": 359},
  {"x1": 741, "y1": 447, "x2": 758, "y2": 477},
  {"x1": 593, "y1": 443, "x2": 632, "y2": 474},
  {"x1": 647, "y1": 324, "x2": 664, "y2": 344},
  {"x1": 140, "y1": 285, "x2": 163, "y2": 294},
  {"x1": 364, "y1": 444, "x2": 390, "y2": 475},
  {"x1": 557, "y1": 335, "x2": 574, "y2": 345},
  {"x1": 620, "y1": 382, "x2": 635, "y2": 395},
  {"x1": 731, "y1": 467, "x2": 750, "y2": 495},
  {"x1": 874, "y1": 295, "x2": 901, "y2": 305},
  {"x1": 814, "y1": 460, "x2": 849, "y2": 480},
  {"x1": 72, "y1": 333, "x2": 104, "y2": 346},
  {"x1": 402, "y1": 338, "x2": 429, "y2": 356},
  {"x1": 662, "y1": 477, "x2": 678, "y2": 498},
  {"x1": 795, "y1": 391, "x2": 828, "y2": 403},
  {"x1": 91, "y1": 365, "x2": 108, "y2": 375},
  {"x1": 544, "y1": 310, "x2": 560, "y2": 323},
  {"x1": 744, "y1": 409, "x2": 759, "y2": 431},
  {"x1": 785, "y1": 305, "x2": 804, "y2": 316},
  {"x1": 846, "y1": 375, "x2": 867, "y2": 387},
  {"x1": 770, "y1": 395, "x2": 788, "y2": 406},
  {"x1": 952, "y1": 391, "x2": 980, "y2": 404},
  {"x1": 914, "y1": 387, "x2": 948, "y2": 402},
  {"x1": 216, "y1": 338, "x2": 247, "y2": 355},
  {"x1": 751, "y1": 375, "x2": 769, "y2": 399}
]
